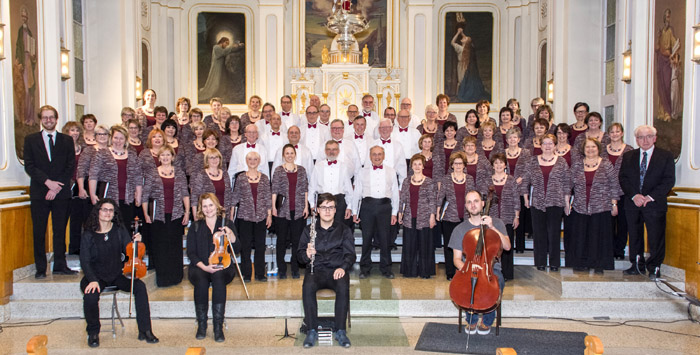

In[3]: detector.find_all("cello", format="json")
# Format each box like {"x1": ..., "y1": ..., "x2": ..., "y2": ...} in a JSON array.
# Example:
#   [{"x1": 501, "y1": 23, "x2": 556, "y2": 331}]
[
  {"x1": 449, "y1": 188, "x2": 502, "y2": 345},
  {"x1": 123, "y1": 217, "x2": 147, "y2": 317}
]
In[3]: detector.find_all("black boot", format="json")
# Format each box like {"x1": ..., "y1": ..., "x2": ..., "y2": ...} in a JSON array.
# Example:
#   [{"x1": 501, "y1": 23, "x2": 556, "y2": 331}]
[
  {"x1": 212, "y1": 303, "x2": 226, "y2": 342},
  {"x1": 195, "y1": 303, "x2": 208, "y2": 340}
]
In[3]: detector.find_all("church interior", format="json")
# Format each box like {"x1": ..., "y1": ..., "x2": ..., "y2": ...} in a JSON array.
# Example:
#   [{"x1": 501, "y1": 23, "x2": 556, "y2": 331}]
[{"x1": 1, "y1": 0, "x2": 700, "y2": 353}]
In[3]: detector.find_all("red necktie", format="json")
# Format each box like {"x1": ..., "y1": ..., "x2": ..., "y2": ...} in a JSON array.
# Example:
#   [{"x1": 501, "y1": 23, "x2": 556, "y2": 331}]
[
  {"x1": 247, "y1": 143, "x2": 256, "y2": 148},
  {"x1": 308, "y1": 123, "x2": 317, "y2": 129},
  {"x1": 336, "y1": 140, "x2": 342, "y2": 144},
  {"x1": 382, "y1": 139, "x2": 391, "y2": 144},
  {"x1": 265, "y1": 120, "x2": 270, "y2": 125},
  {"x1": 348, "y1": 120, "x2": 354, "y2": 125},
  {"x1": 271, "y1": 132, "x2": 280, "y2": 136},
  {"x1": 399, "y1": 127, "x2": 408, "y2": 132},
  {"x1": 373, "y1": 165, "x2": 383, "y2": 170},
  {"x1": 328, "y1": 160, "x2": 337, "y2": 165},
  {"x1": 355, "y1": 134, "x2": 363, "y2": 139},
  {"x1": 282, "y1": 112, "x2": 290, "y2": 116},
  {"x1": 294, "y1": 145, "x2": 299, "y2": 149},
  {"x1": 363, "y1": 112, "x2": 371, "y2": 117}
]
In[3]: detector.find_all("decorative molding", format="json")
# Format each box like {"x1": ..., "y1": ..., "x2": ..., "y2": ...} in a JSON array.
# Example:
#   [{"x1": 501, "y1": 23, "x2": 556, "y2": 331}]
[
  {"x1": 538, "y1": 0, "x2": 547, "y2": 31},
  {"x1": 141, "y1": 0, "x2": 151, "y2": 31}
]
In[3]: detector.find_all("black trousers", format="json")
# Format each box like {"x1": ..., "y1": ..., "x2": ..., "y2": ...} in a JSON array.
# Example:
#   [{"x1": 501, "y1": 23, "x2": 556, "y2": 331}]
[
  {"x1": 359, "y1": 198, "x2": 392, "y2": 274},
  {"x1": 571, "y1": 211, "x2": 614, "y2": 270},
  {"x1": 69, "y1": 197, "x2": 91, "y2": 254},
  {"x1": 514, "y1": 197, "x2": 527, "y2": 252},
  {"x1": 625, "y1": 207, "x2": 667, "y2": 273},
  {"x1": 440, "y1": 219, "x2": 462, "y2": 279},
  {"x1": 399, "y1": 219, "x2": 435, "y2": 278},
  {"x1": 612, "y1": 198, "x2": 629, "y2": 257},
  {"x1": 188, "y1": 265, "x2": 235, "y2": 305},
  {"x1": 31, "y1": 198, "x2": 70, "y2": 272},
  {"x1": 118, "y1": 200, "x2": 134, "y2": 226},
  {"x1": 81, "y1": 275, "x2": 151, "y2": 335},
  {"x1": 150, "y1": 214, "x2": 184, "y2": 287},
  {"x1": 530, "y1": 206, "x2": 563, "y2": 268},
  {"x1": 275, "y1": 211, "x2": 306, "y2": 276},
  {"x1": 501, "y1": 224, "x2": 515, "y2": 280},
  {"x1": 333, "y1": 194, "x2": 353, "y2": 229},
  {"x1": 238, "y1": 219, "x2": 267, "y2": 279},
  {"x1": 302, "y1": 270, "x2": 350, "y2": 331},
  {"x1": 562, "y1": 213, "x2": 574, "y2": 267}
]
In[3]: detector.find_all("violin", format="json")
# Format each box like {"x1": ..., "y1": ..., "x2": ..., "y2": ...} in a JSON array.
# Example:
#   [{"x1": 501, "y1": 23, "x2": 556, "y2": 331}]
[
  {"x1": 123, "y1": 217, "x2": 146, "y2": 317},
  {"x1": 208, "y1": 216, "x2": 232, "y2": 269},
  {"x1": 449, "y1": 188, "x2": 503, "y2": 313}
]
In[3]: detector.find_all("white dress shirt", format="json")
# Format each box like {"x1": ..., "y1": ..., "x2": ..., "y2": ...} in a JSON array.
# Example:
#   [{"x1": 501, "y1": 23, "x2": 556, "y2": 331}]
[
  {"x1": 259, "y1": 124, "x2": 288, "y2": 163},
  {"x1": 353, "y1": 164, "x2": 399, "y2": 215},
  {"x1": 308, "y1": 158, "x2": 354, "y2": 208},
  {"x1": 299, "y1": 122, "x2": 331, "y2": 161},
  {"x1": 367, "y1": 138, "x2": 407, "y2": 188},
  {"x1": 392, "y1": 124, "x2": 421, "y2": 159},
  {"x1": 409, "y1": 113, "x2": 423, "y2": 129},
  {"x1": 227, "y1": 141, "x2": 270, "y2": 185},
  {"x1": 361, "y1": 110, "x2": 380, "y2": 129},
  {"x1": 271, "y1": 143, "x2": 315, "y2": 178},
  {"x1": 279, "y1": 111, "x2": 301, "y2": 129}
]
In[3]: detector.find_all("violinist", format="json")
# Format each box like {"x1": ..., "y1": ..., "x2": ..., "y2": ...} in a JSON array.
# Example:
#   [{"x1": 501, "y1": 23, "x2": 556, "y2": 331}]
[
  {"x1": 80, "y1": 199, "x2": 158, "y2": 347},
  {"x1": 449, "y1": 190, "x2": 511, "y2": 335},
  {"x1": 186, "y1": 193, "x2": 240, "y2": 342}
]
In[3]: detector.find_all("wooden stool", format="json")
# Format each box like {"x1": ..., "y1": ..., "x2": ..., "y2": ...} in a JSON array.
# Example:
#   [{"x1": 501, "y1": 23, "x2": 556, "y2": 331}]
[
  {"x1": 457, "y1": 303, "x2": 501, "y2": 335},
  {"x1": 317, "y1": 289, "x2": 351, "y2": 329},
  {"x1": 100, "y1": 286, "x2": 124, "y2": 337}
]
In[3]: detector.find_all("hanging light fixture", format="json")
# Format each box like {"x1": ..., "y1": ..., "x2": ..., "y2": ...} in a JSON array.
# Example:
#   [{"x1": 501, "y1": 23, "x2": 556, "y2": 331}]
[
  {"x1": 621, "y1": 40, "x2": 632, "y2": 83},
  {"x1": 135, "y1": 76, "x2": 143, "y2": 101},
  {"x1": 546, "y1": 77, "x2": 554, "y2": 103},
  {"x1": 692, "y1": 24, "x2": 700, "y2": 63},
  {"x1": 60, "y1": 39, "x2": 70, "y2": 80},
  {"x1": 0, "y1": 24, "x2": 6, "y2": 60}
]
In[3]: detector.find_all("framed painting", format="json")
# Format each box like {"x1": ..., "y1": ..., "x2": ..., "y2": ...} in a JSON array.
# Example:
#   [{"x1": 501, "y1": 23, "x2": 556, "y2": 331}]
[
  {"x1": 443, "y1": 12, "x2": 493, "y2": 104},
  {"x1": 10, "y1": 0, "x2": 41, "y2": 161},
  {"x1": 650, "y1": 0, "x2": 684, "y2": 159},
  {"x1": 197, "y1": 12, "x2": 246, "y2": 104},
  {"x1": 305, "y1": 0, "x2": 387, "y2": 67}
]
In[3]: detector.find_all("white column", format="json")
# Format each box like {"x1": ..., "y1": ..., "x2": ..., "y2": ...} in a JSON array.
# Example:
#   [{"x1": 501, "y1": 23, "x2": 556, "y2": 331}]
[
  {"x1": 258, "y1": 1, "x2": 284, "y2": 102},
  {"x1": 406, "y1": 1, "x2": 433, "y2": 115}
]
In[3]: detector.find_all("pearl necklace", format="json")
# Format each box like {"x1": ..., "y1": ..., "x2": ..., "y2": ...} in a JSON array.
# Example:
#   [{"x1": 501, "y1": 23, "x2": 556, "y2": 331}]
[
  {"x1": 482, "y1": 142, "x2": 495, "y2": 150},
  {"x1": 492, "y1": 174, "x2": 507, "y2": 184},
  {"x1": 444, "y1": 141, "x2": 457, "y2": 149},
  {"x1": 160, "y1": 167, "x2": 174, "y2": 177},
  {"x1": 608, "y1": 143, "x2": 624, "y2": 153},
  {"x1": 555, "y1": 146, "x2": 570, "y2": 156},
  {"x1": 283, "y1": 164, "x2": 297, "y2": 173},
  {"x1": 111, "y1": 148, "x2": 126, "y2": 156},
  {"x1": 452, "y1": 173, "x2": 466, "y2": 184},
  {"x1": 193, "y1": 141, "x2": 205, "y2": 150},
  {"x1": 247, "y1": 171, "x2": 260, "y2": 182},
  {"x1": 466, "y1": 156, "x2": 477, "y2": 165},
  {"x1": 466, "y1": 127, "x2": 478, "y2": 135},
  {"x1": 540, "y1": 155, "x2": 555, "y2": 163},
  {"x1": 584, "y1": 159, "x2": 600, "y2": 169},
  {"x1": 207, "y1": 169, "x2": 222, "y2": 179},
  {"x1": 506, "y1": 148, "x2": 521, "y2": 158},
  {"x1": 129, "y1": 138, "x2": 141, "y2": 146},
  {"x1": 411, "y1": 176, "x2": 425, "y2": 185}
]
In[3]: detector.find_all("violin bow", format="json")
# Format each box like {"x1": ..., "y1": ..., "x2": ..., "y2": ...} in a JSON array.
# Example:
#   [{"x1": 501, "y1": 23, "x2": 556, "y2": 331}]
[
  {"x1": 223, "y1": 214, "x2": 250, "y2": 299},
  {"x1": 129, "y1": 217, "x2": 140, "y2": 317}
]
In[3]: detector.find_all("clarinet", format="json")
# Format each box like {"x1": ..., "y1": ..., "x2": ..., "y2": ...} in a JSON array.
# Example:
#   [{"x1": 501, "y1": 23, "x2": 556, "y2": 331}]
[{"x1": 309, "y1": 212, "x2": 317, "y2": 274}]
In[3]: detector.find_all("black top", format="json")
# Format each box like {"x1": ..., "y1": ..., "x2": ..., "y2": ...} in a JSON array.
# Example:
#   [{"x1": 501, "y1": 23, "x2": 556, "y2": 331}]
[
  {"x1": 297, "y1": 219, "x2": 356, "y2": 273},
  {"x1": 186, "y1": 217, "x2": 241, "y2": 266},
  {"x1": 80, "y1": 225, "x2": 132, "y2": 283}
]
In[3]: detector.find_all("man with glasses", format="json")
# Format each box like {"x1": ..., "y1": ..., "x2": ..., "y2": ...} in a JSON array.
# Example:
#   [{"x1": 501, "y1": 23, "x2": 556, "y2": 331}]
[
  {"x1": 346, "y1": 104, "x2": 375, "y2": 138},
  {"x1": 300, "y1": 105, "x2": 331, "y2": 162},
  {"x1": 228, "y1": 124, "x2": 270, "y2": 182},
  {"x1": 299, "y1": 193, "x2": 355, "y2": 348},
  {"x1": 524, "y1": 97, "x2": 545, "y2": 142},
  {"x1": 279, "y1": 95, "x2": 300, "y2": 128},
  {"x1": 328, "y1": 119, "x2": 361, "y2": 178},
  {"x1": 259, "y1": 111, "x2": 287, "y2": 174},
  {"x1": 319, "y1": 104, "x2": 333, "y2": 126},
  {"x1": 393, "y1": 109, "x2": 421, "y2": 172},
  {"x1": 399, "y1": 97, "x2": 422, "y2": 129},
  {"x1": 24, "y1": 105, "x2": 78, "y2": 278},
  {"x1": 619, "y1": 125, "x2": 675, "y2": 279},
  {"x1": 360, "y1": 94, "x2": 379, "y2": 128},
  {"x1": 309, "y1": 141, "x2": 354, "y2": 225}
]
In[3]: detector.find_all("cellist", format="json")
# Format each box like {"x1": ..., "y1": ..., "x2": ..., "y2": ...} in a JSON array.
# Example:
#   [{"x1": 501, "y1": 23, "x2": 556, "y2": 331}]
[
  {"x1": 79, "y1": 199, "x2": 158, "y2": 348},
  {"x1": 185, "y1": 193, "x2": 240, "y2": 342},
  {"x1": 448, "y1": 190, "x2": 511, "y2": 335}
]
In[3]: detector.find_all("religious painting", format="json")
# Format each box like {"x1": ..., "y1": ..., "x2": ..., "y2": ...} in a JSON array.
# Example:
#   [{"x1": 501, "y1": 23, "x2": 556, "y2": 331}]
[
  {"x1": 197, "y1": 12, "x2": 246, "y2": 104},
  {"x1": 10, "y1": 0, "x2": 41, "y2": 161},
  {"x1": 443, "y1": 12, "x2": 493, "y2": 104},
  {"x1": 305, "y1": 0, "x2": 387, "y2": 67},
  {"x1": 651, "y1": 0, "x2": 684, "y2": 159}
]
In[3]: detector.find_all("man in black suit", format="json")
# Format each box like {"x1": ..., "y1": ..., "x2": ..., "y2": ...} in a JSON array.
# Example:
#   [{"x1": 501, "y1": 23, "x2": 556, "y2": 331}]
[
  {"x1": 24, "y1": 105, "x2": 77, "y2": 278},
  {"x1": 619, "y1": 125, "x2": 675, "y2": 278}
]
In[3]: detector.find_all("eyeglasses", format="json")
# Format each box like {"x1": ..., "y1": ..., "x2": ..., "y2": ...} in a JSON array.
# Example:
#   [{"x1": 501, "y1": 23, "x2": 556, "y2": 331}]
[
  {"x1": 96, "y1": 133, "x2": 109, "y2": 136},
  {"x1": 317, "y1": 206, "x2": 336, "y2": 212},
  {"x1": 100, "y1": 207, "x2": 115, "y2": 213},
  {"x1": 636, "y1": 135, "x2": 656, "y2": 140},
  {"x1": 320, "y1": 110, "x2": 331, "y2": 113}
]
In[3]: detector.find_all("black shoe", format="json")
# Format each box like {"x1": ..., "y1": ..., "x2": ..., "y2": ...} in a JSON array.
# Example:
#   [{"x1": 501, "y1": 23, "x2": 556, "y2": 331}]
[
  {"x1": 550, "y1": 266, "x2": 559, "y2": 272},
  {"x1": 87, "y1": 333, "x2": 99, "y2": 348},
  {"x1": 212, "y1": 303, "x2": 226, "y2": 342},
  {"x1": 382, "y1": 272, "x2": 395, "y2": 279},
  {"x1": 279, "y1": 274, "x2": 287, "y2": 280},
  {"x1": 257, "y1": 276, "x2": 268, "y2": 282},
  {"x1": 359, "y1": 272, "x2": 369, "y2": 279},
  {"x1": 35, "y1": 271, "x2": 46, "y2": 279},
  {"x1": 292, "y1": 272, "x2": 300, "y2": 279},
  {"x1": 594, "y1": 268, "x2": 604, "y2": 275},
  {"x1": 195, "y1": 304, "x2": 208, "y2": 340},
  {"x1": 649, "y1": 269, "x2": 661, "y2": 279},
  {"x1": 573, "y1": 267, "x2": 588, "y2": 272},
  {"x1": 334, "y1": 329, "x2": 351, "y2": 348},
  {"x1": 138, "y1": 330, "x2": 159, "y2": 343},
  {"x1": 623, "y1": 265, "x2": 642, "y2": 275},
  {"x1": 614, "y1": 255, "x2": 625, "y2": 260},
  {"x1": 53, "y1": 268, "x2": 78, "y2": 276},
  {"x1": 303, "y1": 329, "x2": 318, "y2": 348},
  {"x1": 536, "y1": 266, "x2": 546, "y2": 271},
  {"x1": 243, "y1": 277, "x2": 251, "y2": 282},
  {"x1": 446, "y1": 276, "x2": 453, "y2": 281},
  {"x1": 515, "y1": 250, "x2": 525, "y2": 254}
]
